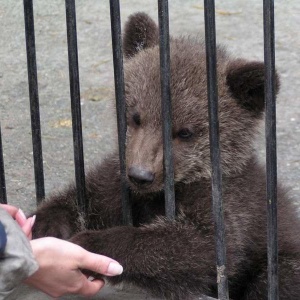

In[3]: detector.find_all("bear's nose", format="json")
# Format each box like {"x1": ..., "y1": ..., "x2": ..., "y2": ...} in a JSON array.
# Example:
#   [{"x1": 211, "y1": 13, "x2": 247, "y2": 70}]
[{"x1": 128, "y1": 166, "x2": 155, "y2": 186}]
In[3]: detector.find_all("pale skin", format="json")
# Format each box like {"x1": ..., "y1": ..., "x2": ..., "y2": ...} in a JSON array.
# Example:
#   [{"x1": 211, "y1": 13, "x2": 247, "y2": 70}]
[{"x1": 1, "y1": 204, "x2": 123, "y2": 298}]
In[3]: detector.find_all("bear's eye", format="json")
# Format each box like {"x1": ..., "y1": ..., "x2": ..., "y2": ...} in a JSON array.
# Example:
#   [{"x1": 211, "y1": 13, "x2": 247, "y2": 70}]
[
  {"x1": 176, "y1": 128, "x2": 193, "y2": 139},
  {"x1": 132, "y1": 113, "x2": 141, "y2": 126}
]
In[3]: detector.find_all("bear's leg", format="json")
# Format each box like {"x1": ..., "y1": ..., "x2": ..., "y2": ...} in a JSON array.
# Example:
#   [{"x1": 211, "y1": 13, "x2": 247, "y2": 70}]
[
  {"x1": 242, "y1": 254, "x2": 300, "y2": 300},
  {"x1": 32, "y1": 186, "x2": 82, "y2": 239},
  {"x1": 32, "y1": 155, "x2": 123, "y2": 239},
  {"x1": 70, "y1": 218, "x2": 219, "y2": 300}
]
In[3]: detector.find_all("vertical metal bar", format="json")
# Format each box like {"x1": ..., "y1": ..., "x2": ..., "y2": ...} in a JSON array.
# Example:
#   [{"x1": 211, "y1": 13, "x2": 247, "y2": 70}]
[
  {"x1": 65, "y1": 0, "x2": 87, "y2": 213},
  {"x1": 158, "y1": 0, "x2": 175, "y2": 220},
  {"x1": 0, "y1": 124, "x2": 7, "y2": 204},
  {"x1": 109, "y1": 0, "x2": 132, "y2": 225},
  {"x1": 204, "y1": 1, "x2": 229, "y2": 299},
  {"x1": 263, "y1": 1, "x2": 278, "y2": 299},
  {"x1": 23, "y1": 0, "x2": 45, "y2": 204}
]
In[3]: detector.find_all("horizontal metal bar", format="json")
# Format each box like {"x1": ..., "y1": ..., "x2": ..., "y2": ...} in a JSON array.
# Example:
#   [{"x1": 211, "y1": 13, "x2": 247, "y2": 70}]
[
  {"x1": 23, "y1": 0, "x2": 45, "y2": 204},
  {"x1": 158, "y1": 0, "x2": 175, "y2": 220},
  {"x1": 263, "y1": 1, "x2": 278, "y2": 299},
  {"x1": 65, "y1": 0, "x2": 87, "y2": 213},
  {"x1": 204, "y1": 0, "x2": 229, "y2": 299},
  {"x1": 109, "y1": 0, "x2": 132, "y2": 225},
  {"x1": 0, "y1": 123, "x2": 7, "y2": 204}
]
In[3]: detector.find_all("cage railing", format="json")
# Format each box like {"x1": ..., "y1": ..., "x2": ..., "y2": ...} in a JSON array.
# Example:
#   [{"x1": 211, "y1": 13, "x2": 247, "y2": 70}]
[
  {"x1": 263, "y1": 0, "x2": 278, "y2": 299},
  {"x1": 158, "y1": 0, "x2": 176, "y2": 220},
  {"x1": 65, "y1": 0, "x2": 88, "y2": 214},
  {"x1": 23, "y1": 0, "x2": 45, "y2": 204},
  {"x1": 204, "y1": 1, "x2": 229, "y2": 298},
  {"x1": 0, "y1": 0, "x2": 278, "y2": 299},
  {"x1": 0, "y1": 123, "x2": 7, "y2": 204},
  {"x1": 109, "y1": 0, "x2": 132, "y2": 225}
]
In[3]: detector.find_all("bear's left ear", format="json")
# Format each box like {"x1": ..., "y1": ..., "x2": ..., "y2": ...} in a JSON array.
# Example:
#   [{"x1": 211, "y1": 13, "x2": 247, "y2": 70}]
[
  {"x1": 226, "y1": 60, "x2": 280, "y2": 115},
  {"x1": 123, "y1": 12, "x2": 159, "y2": 59}
]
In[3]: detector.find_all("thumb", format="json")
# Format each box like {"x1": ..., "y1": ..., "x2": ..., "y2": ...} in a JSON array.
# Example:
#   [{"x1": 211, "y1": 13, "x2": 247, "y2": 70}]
[
  {"x1": 79, "y1": 250, "x2": 123, "y2": 276},
  {"x1": 77, "y1": 278, "x2": 105, "y2": 297}
]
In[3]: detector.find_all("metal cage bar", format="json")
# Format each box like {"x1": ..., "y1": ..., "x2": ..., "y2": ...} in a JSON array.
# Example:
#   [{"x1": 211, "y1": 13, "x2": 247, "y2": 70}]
[
  {"x1": 158, "y1": 0, "x2": 175, "y2": 220},
  {"x1": 109, "y1": 0, "x2": 132, "y2": 225},
  {"x1": 65, "y1": 0, "x2": 87, "y2": 213},
  {"x1": 204, "y1": 1, "x2": 229, "y2": 299},
  {"x1": 263, "y1": 1, "x2": 278, "y2": 299},
  {"x1": 23, "y1": 0, "x2": 45, "y2": 204},
  {"x1": 0, "y1": 124, "x2": 7, "y2": 204}
]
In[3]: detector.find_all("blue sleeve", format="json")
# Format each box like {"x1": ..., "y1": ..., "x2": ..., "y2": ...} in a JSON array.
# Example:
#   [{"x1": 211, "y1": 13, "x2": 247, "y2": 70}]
[{"x1": 0, "y1": 221, "x2": 7, "y2": 257}]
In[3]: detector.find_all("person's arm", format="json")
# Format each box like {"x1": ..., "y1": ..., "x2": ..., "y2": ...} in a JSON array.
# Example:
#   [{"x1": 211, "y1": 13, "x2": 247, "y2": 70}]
[
  {"x1": 0, "y1": 206, "x2": 38, "y2": 299},
  {"x1": 25, "y1": 237, "x2": 123, "y2": 298},
  {"x1": 0, "y1": 204, "x2": 123, "y2": 298},
  {"x1": 0, "y1": 221, "x2": 7, "y2": 257},
  {"x1": 0, "y1": 204, "x2": 35, "y2": 239}
]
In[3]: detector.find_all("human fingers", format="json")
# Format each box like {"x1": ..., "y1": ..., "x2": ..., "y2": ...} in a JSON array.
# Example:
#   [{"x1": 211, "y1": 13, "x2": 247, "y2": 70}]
[
  {"x1": 1, "y1": 204, "x2": 19, "y2": 218},
  {"x1": 21, "y1": 215, "x2": 36, "y2": 239},
  {"x1": 15, "y1": 209, "x2": 28, "y2": 227},
  {"x1": 76, "y1": 278, "x2": 105, "y2": 297},
  {"x1": 1, "y1": 204, "x2": 27, "y2": 226},
  {"x1": 78, "y1": 250, "x2": 123, "y2": 277}
]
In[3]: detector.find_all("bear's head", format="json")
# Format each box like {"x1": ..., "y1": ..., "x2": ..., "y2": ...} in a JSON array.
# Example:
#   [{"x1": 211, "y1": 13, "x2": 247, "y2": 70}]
[{"x1": 122, "y1": 13, "x2": 279, "y2": 193}]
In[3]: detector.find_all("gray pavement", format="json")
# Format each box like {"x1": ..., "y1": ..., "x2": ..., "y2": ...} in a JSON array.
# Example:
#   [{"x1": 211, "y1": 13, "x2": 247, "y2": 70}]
[{"x1": 0, "y1": 0, "x2": 299, "y2": 299}]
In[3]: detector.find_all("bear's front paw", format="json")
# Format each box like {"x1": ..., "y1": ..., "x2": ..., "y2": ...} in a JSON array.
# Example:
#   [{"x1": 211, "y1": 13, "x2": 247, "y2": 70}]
[{"x1": 32, "y1": 204, "x2": 83, "y2": 240}]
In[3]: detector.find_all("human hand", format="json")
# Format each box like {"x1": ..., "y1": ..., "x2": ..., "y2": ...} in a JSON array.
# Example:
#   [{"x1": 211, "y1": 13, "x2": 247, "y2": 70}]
[
  {"x1": 25, "y1": 237, "x2": 123, "y2": 298},
  {"x1": 0, "y1": 204, "x2": 35, "y2": 239}
]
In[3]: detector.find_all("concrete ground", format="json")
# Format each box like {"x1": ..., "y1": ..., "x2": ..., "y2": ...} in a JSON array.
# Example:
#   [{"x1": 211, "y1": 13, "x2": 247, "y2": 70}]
[{"x1": 0, "y1": 0, "x2": 299, "y2": 299}]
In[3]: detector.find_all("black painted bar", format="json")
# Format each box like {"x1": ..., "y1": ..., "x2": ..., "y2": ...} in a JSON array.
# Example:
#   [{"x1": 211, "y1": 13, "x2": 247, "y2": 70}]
[
  {"x1": 204, "y1": 1, "x2": 229, "y2": 299},
  {"x1": 23, "y1": 0, "x2": 45, "y2": 204},
  {"x1": 65, "y1": 0, "x2": 87, "y2": 213},
  {"x1": 158, "y1": 0, "x2": 175, "y2": 220},
  {"x1": 0, "y1": 124, "x2": 7, "y2": 204},
  {"x1": 263, "y1": 1, "x2": 278, "y2": 299},
  {"x1": 109, "y1": 0, "x2": 132, "y2": 225}
]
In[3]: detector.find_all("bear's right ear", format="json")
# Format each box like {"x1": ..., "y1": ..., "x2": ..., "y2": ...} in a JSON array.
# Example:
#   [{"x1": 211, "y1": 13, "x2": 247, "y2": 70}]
[
  {"x1": 123, "y1": 12, "x2": 159, "y2": 59},
  {"x1": 226, "y1": 60, "x2": 280, "y2": 116}
]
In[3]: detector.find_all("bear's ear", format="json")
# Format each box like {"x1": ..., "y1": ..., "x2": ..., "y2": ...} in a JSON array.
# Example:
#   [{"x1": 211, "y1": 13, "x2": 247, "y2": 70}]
[
  {"x1": 226, "y1": 60, "x2": 280, "y2": 115},
  {"x1": 123, "y1": 12, "x2": 159, "y2": 58}
]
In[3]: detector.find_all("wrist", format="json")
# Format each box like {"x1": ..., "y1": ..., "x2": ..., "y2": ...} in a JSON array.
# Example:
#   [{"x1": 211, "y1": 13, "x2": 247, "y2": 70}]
[{"x1": 29, "y1": 238, "x2": 55, "y2": 270}]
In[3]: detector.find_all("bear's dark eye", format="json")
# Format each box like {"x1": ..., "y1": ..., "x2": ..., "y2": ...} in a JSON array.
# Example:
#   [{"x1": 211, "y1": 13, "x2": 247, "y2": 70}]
[
  {"x1": 132, "y1": 113, "x2": 141, "y2": 126},
  {"x1": 176, "y1": 128, "x2": 193, "y2": 139}
]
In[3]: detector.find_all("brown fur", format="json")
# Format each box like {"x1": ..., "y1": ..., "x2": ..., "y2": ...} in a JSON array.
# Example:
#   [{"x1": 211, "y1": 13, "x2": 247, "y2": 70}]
[{"x1": 32, "y1": 13, "x2": 300, "y2": 299}]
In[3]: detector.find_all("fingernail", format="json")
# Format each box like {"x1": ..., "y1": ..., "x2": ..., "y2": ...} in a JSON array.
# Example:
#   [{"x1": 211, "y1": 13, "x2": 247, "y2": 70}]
[
  {"x1": 31, "y1": 215, "x2": 36, "y2": 227},
  {"x1": 107, "y1": 262, "x2": 123, "y2": 276},
  {"x1": 18, "y1": 209, "x2": 27, "y2": 221}
]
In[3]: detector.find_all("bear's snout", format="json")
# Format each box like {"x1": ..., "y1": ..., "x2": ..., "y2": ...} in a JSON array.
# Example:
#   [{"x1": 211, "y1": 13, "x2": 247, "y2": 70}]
[{"x1": 128, "y1": 166, "x2": 155, "y2": 187}]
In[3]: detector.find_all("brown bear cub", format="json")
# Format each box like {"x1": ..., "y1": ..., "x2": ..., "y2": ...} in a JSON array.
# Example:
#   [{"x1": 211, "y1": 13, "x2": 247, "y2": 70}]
[{"x1": 32, "y1": 13, "x2": 300, "y2": 300}]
